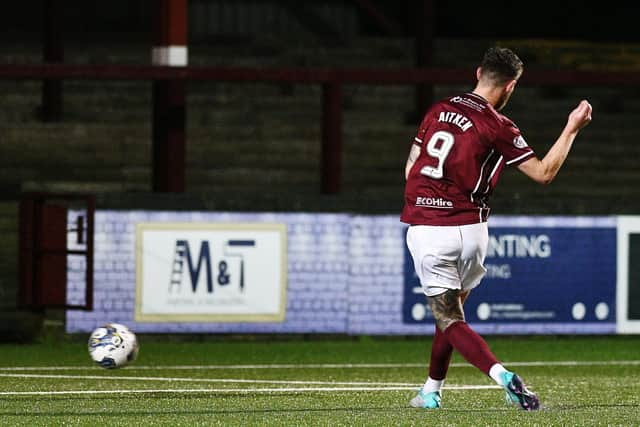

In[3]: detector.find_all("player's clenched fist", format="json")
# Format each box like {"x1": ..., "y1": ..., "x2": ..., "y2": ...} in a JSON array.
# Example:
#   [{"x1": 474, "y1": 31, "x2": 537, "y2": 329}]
[{"x1": 567, "y1": 100, "x2": 592, "y2": 132}]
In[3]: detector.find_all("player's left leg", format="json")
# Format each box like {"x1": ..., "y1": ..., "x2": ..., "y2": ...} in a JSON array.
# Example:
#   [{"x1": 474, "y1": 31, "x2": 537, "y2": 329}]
[
  {"x1": 411, "y1": 290, "x2": 471, "y2": 409},
  {"x1": 410, "y1": 326, "x2": 450, "y2": 408},
  {"x1": 406, "y1": 224, "x2": 466, "y2": 409}
]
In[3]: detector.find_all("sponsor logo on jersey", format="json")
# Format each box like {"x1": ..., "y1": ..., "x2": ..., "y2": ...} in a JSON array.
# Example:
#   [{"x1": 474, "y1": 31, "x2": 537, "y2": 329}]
[
  {"x1": 513, "y1": 135, "x2": 528, "y2": 148},
  {"x1": 450, "y1": 95, "x2": 486, "y2": 112},
  {"x1": 415, "y1": 196, "x2": 454, "y2": 209}
]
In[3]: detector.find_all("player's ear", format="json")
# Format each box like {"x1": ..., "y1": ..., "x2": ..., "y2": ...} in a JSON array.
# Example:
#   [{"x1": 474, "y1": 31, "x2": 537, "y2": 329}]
[
  {"x1": 505, "y1": 79, "x2": 517, "y2": 92},
  {"x1": 476, "y1": 67, "x2": 483, "y2": 81}
]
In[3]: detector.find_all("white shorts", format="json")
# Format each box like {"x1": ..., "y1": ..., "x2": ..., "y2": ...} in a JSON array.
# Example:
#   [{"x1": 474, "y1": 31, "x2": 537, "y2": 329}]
[{"x1": 406, "y1": 223, "x2": 488, "y2": 297}]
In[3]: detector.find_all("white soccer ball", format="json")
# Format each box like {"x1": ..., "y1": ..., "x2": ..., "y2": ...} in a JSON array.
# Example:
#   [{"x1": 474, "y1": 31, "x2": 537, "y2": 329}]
[{"x1": 88, "y1": 323, "x2": 139, "y2": 369}]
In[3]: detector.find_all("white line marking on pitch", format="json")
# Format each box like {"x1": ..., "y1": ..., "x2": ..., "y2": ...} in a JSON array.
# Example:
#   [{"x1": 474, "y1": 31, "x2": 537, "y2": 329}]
[
  {"x1": 0, "y1": 385, "x2": 501, "y2": 397},
  {"x1": 0, "y1": 360, "x2": 638, "y2": 371},
  {"x1": 0, "y1": 373, "x2": 416, "y2": 387}
]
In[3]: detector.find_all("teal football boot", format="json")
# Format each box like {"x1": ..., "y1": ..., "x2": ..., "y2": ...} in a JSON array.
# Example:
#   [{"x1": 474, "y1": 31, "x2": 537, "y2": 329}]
[
  {"x1": 409, "y1": 389, "x2": 442, "y2": 409},
  {"x1": 500, "y1": 371, "x2": 540, "y2": 411}
]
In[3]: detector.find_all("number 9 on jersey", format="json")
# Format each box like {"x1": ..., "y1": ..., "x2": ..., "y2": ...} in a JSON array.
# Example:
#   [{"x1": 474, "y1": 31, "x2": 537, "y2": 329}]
[{"x1": 420, "y1": 130, "x2": 455, "y2": 180}]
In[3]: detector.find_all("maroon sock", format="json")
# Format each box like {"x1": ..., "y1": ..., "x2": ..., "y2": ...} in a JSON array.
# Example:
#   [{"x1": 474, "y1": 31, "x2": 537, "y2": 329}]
[
  {"x1": 443, "y1": 321, "x2": 499, "y2": 375},
  {"x1": 428, "y1": 326, "x2": 453, "y2": 380}
]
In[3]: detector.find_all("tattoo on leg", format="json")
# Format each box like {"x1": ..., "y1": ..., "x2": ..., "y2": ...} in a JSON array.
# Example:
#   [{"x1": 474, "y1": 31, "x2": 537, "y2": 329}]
[{"x1": 427, "y1": 289, "x2": 465, "y2": 332}]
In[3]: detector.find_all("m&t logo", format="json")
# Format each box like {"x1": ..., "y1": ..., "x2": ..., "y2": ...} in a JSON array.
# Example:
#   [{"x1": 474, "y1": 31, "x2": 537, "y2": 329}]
[{"x1": 168, "y1": 239, "x2": 255, "y2": 293}]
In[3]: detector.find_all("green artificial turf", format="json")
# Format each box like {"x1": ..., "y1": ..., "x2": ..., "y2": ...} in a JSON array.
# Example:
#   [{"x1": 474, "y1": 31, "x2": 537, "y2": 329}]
[{"x1": 1, "y1": 336, "x2": 639, "y2": 426}]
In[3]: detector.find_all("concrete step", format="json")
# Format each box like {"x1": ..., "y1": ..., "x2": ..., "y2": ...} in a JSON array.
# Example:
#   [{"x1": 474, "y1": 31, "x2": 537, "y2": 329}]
[{"x1": 1, "y1": 125, "x2": 151, "y2": 167}]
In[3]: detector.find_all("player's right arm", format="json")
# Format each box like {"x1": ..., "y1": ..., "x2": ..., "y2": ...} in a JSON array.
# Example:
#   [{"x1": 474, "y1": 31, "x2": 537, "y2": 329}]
[
  {"x1": 405, "y1": 144, "x2": 421, "y2": 180},
  {"x1": 517, "y1": 100, "x2": 592, "y2": 185},
  {"x1": 405, "y1": 113, "x2": 432, "y2": 180}
]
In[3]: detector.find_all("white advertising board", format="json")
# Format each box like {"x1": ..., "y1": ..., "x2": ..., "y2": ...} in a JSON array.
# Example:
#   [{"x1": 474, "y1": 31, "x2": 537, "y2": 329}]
[{"x1": 135, "y1": 222, "x2": 287, "y2": 322}]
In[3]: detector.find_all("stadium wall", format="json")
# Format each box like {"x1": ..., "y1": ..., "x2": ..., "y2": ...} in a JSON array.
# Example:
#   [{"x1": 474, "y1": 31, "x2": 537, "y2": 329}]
[{"x1": 66, "y1": 211, "x2": 637, "y2": 335}]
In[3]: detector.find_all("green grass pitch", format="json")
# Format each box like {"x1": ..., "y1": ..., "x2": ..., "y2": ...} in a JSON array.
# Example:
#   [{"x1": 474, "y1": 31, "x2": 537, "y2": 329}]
[{"x1": 1, "y1": 336, "x2": 639, "y2": 426}]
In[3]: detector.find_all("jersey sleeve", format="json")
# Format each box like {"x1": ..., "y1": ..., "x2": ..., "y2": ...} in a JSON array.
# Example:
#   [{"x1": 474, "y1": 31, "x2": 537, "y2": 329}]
[
  {"x1": 413, "y1": 117, "x2": 430, "y2": 147},
  {"x1": 413, "y1": 104, "x2": 440, "y2": 147},
  {"x1": 492, "y1": 121, "x2": 535, "y2": 167}
]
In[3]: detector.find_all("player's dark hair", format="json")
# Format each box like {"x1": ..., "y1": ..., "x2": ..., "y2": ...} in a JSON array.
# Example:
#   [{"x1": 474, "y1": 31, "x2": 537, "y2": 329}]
[{"x1": 479, "y1": 47, "x2": 523, "y2": 84}]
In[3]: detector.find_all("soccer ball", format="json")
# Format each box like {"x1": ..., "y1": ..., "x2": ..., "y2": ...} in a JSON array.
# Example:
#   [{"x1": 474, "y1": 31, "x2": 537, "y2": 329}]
[{"x1": 88, "y1": 323, "x2": 139, "y2": 369}]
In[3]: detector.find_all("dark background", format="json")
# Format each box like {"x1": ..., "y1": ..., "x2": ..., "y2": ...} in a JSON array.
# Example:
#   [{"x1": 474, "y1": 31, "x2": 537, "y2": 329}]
[{"x1": 2, "y1": 1, "x2": 639, "y2": 43}]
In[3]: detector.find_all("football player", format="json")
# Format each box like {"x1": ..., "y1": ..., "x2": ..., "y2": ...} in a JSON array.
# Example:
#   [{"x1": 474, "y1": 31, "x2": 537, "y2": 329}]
[{"x1": 402, "y1": 46, "x2": 592, "y2": 410}]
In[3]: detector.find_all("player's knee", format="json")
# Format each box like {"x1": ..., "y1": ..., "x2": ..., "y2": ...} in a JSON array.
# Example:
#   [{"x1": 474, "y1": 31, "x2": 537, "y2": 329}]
[{"x1": 427, "y1": 289, "x2": 465, "y2": 332}]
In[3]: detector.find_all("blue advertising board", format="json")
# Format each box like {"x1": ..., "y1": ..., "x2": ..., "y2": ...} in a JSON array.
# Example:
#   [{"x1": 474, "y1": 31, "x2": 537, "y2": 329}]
[{"x1": 403, "y1": 217, "x2": 617, "y2": 334}]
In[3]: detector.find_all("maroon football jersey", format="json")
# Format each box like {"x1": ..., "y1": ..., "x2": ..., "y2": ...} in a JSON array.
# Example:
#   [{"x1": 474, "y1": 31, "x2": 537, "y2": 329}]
[{"x1": 401, "y1": 92, "x2": 535, "y2": 226}]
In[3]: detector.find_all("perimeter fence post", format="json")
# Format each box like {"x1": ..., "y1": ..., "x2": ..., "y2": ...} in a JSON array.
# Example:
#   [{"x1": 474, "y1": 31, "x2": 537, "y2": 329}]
[{"x1": 321, "y1": 82, "x2": 343, "y2": 194}]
